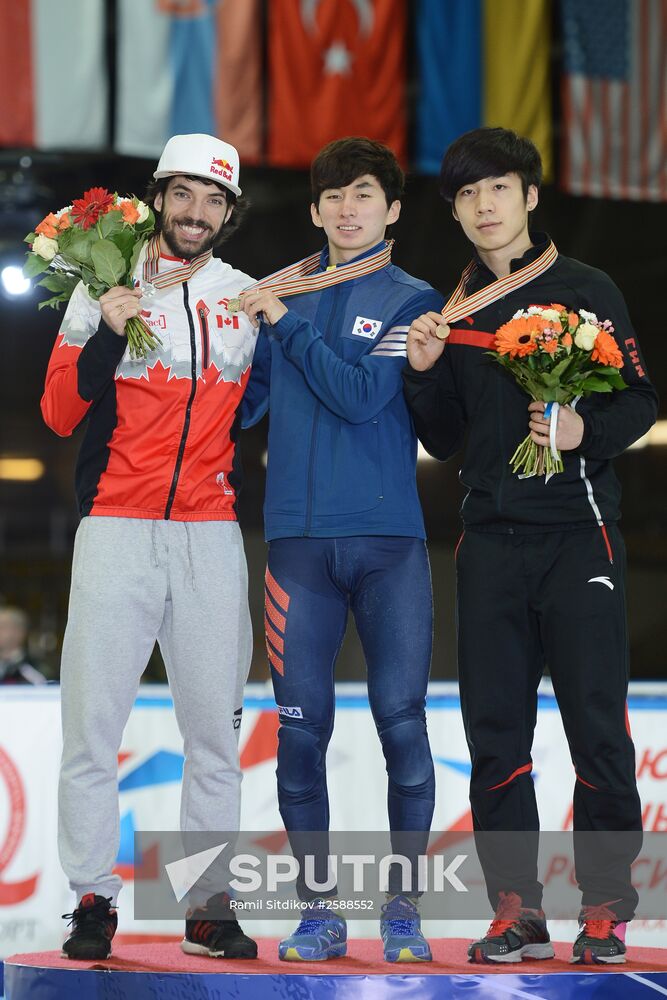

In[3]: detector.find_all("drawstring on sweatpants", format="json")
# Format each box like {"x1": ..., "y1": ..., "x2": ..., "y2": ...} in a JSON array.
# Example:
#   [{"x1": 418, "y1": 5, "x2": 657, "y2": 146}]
[
  {"x1": 151, "y1": 522, "x2": 159, "y2": 568},
  {"x1": 184, "y1": 523, "x2": 196, "y2": 590}
]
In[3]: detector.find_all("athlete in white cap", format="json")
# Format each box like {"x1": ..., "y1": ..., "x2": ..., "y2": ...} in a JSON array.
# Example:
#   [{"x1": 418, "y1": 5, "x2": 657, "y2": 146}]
[{"x1": 42, "y1": 134, "x2": 259, "y2": 961}]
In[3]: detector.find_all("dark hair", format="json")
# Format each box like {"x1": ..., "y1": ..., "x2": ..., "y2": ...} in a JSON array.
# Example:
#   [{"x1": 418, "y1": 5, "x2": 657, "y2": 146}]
[
  {"x1": 439, "y1": 127, "x2": 543, "y2": 203},
  {"x1": 144, "y1": 174, "x2": 247, "y2": 245},
  {"x1": 311, "y1": 137, "x2": 404, "y2": 208}
]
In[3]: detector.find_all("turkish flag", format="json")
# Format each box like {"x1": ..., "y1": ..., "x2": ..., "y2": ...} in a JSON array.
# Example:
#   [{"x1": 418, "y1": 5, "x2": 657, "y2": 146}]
[{"x1": 268, "y1": 0, "x2": 407, "y2": 167}]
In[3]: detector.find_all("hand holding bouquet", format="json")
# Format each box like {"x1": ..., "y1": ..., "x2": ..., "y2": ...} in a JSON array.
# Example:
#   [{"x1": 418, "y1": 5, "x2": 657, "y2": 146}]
[
  {"x1": 24, "y1": 188, "x2": 158, "y2": 358},
  {"x1": 489, "y1": 305, "x2": 626, "y2": 479}
]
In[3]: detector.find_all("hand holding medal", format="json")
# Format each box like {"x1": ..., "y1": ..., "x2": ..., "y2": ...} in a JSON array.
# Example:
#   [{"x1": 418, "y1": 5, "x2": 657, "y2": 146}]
[
  {"x1": 237, "y1": 288, "x2": 288, "y2": 327},
  {"x1": 406, "y1": 312, "x2": 450, "y2": 371}
]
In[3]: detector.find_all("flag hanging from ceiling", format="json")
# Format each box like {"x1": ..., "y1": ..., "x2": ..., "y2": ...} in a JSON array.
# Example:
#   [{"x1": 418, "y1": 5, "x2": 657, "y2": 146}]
[
  {"x1": 115, "y1": 0, "x2": 261, "y2": 163},
  {"x1": 560, "y1": 0, "x2": 667, "y2": 201},
  {"x1": 267, "y1": 0, "x2": 407, "y2": 168},
  {"x1": 415, "y1": 0, "x2": 552, "y2": 180},
  {"x1": 0, "y1": 0, "x2": 107, "y2": 150}
]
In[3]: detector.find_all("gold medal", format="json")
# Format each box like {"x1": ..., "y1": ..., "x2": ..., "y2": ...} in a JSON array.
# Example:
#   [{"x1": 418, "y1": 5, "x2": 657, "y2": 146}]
[
  {"x1": 436, "y1": 323, "x2": 450, "y2": 341},
  {"x1": 227, "y1": 297, "x2": 241, "y2": 314}
]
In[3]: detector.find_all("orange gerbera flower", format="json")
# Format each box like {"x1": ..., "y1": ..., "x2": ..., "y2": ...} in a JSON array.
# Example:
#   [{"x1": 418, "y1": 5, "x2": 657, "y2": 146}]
[
  {"x1": 120, "y1": 200, "x2": 140, "y2": 225},
  {"x1": 591, "y1": 329, "x2": 623, "y2": 368},
  {"x1": 495, "y1": 316, "x2": 539, "y2": 358},
  {"x1": 35, "y1": 213, "x2": 59, "y2": 239}
]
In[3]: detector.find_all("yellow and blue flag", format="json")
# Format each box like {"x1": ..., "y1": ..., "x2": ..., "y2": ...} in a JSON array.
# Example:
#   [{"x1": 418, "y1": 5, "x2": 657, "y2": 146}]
[{"x1": 415, "y1": 0, "x2": 552, "y2": 180}]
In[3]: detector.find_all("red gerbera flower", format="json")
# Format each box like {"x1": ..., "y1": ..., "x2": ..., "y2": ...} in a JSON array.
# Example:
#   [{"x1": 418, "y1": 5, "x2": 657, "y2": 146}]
[{"x1": 71, "y1": 187, "x2": 115, "y2": 230}]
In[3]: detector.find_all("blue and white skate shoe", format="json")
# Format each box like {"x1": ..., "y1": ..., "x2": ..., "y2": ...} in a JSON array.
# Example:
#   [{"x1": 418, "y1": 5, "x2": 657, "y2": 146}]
[
  {"x1": 381, "y1": 894, "x2": 432, "y2": 962},
  {"x1": 278, "y1": 899, "x2": 347, "y2": 961}
]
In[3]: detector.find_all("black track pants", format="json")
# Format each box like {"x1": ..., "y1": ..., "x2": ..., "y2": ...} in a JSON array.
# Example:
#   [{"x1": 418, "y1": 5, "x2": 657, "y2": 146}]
[{"x1": 456, "y1": 524, "x2": 642, "y2": 917}]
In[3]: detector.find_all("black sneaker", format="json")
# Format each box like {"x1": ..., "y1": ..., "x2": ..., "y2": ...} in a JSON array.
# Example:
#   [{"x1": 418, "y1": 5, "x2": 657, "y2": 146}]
[
  {"x1": 181, "y1": 892, "x2": 258, "y2": 959},
  {"x1": 468, "y1": 891, "x2": 555, "y2": 964},
  {"x1": 62, "y1": 893, "x2": 117, "y2": 960},
  {"x1": 571, "y1": 903, "x2": 627, "y2": 964}
]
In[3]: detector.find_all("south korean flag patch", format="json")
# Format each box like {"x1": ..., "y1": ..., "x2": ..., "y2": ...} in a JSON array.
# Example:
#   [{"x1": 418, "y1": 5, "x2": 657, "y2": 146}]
[{"x1": 351, "y1": 316, "x2": 383, "y2": 339}]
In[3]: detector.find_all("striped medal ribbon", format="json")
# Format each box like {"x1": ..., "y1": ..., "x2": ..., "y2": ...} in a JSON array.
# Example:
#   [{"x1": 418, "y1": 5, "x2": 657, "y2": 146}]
[
  {"x1": 435, "y1": 240, "x2": 559, "y2": 339},
  {"x1": 226, "y1": 239, "x2": 394, "y2": 313},
  {"x1": 141, "y1": 236, "x2": 213, "y2": 291}
]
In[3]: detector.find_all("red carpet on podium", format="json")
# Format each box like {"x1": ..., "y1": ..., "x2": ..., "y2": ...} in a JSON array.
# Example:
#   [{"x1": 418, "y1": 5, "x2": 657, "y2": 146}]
[{"x1": 6, "y1": 937, "x2": 667, "y2": 973}]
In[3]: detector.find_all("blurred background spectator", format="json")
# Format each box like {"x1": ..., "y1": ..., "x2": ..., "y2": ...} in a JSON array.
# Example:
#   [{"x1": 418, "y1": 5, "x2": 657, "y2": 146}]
[{"x1": 0, "y1": 605, "x2": 47, "y2": 684}]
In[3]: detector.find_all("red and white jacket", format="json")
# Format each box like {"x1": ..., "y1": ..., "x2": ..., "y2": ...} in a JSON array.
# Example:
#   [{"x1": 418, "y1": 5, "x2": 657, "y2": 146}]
[{"x1": 41, "y1": 253, "x2": 258, "y2": 521}]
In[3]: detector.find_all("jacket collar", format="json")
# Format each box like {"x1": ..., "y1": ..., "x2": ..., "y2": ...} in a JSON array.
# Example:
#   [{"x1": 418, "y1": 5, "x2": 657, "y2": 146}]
[
  {"x1": 318, "y1": 240, "x2": 388, "y2": 272},
  {"x1": 471, "y1": 231, "x2": 552, "y2": 284}
]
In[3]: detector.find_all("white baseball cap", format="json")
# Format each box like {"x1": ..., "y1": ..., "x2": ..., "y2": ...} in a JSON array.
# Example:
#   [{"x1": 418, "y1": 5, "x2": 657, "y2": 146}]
[{"x1": 153, "y1": 133, "x2": 242, "y2": 197}]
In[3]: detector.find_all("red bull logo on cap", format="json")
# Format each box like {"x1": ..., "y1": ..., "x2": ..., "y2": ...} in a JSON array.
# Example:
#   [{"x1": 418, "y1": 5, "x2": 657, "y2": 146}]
[{"x1": 210, "y1": 157, "x2": 234, "y2": 182}]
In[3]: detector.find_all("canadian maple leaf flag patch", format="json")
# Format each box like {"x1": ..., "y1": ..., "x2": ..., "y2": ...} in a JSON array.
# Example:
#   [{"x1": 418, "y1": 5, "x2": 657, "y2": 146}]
[{"x1": 351, "y1": 316, "x2": 383, "y2": 339}]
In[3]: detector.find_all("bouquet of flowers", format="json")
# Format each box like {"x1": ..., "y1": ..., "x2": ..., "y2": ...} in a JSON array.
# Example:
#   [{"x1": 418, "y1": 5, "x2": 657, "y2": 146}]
[
  {"x1": 24, "y1": 187, "x2": 158, "y2": 358},
  {"x1": 490, "y1": 304, "x2": 626, "y2": 479}
]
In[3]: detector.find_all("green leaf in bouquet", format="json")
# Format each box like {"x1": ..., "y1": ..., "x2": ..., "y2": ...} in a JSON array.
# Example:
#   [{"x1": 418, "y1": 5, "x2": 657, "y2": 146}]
[
  {"x1": 128, "y1": 235, "x2": 149, "y2": 279},
  {"x1": 78, "y1": 263, "x2": 97, "y2": 285},
  {"x1": 539, "y1": 371, "x2": 562, "y2": 388},
  {"x1": 66, "y1": 234, "x2": 94, "y2": 265},
  {"x1": 90, "y1": 239, "x2": 126, "y2": 286},
  {"x1": 594, "y1": 365, "x2": 626, "y2": 378},
  {"x1": 85, "y1": 281, "x2": 112, "y2": 301},
  {"x1": 37, "y1": 273, "x2": 77, "y2": 294},
  {"x1": 23, "y1": 252, "x2": 52, "y2": 279},
  {"x1": 54, "y1": 227, "x2": 73, "y2": 250},
  {"x1": 549, "y1": 356, "x2": 575, "y2": 379},
  {"x1": 579, "y1": 376, "x2": 615, "y2": 393},
  {"x1": 110, "y1": 228, "x2": 138, "y2": 268},
  {"x1": 38, "y1": 292, "x2": 71, "y2": 310},
  {"x1": 552, "y1": 387, "x2": 576, "y2": 404},
  {"x1": 99, "y1": 210, "x2": 125, "y2": 238}
]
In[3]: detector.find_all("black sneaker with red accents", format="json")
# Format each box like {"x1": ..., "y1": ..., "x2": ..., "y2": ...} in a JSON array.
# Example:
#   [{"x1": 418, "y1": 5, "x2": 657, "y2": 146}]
[
  {"x1": 181, "y1": 892, "x2": 258, "y2": 959},
  {"x1": 468, "y1": 891, "x2": 555, "y2": 964},
  {"x1": 570, "y1": 904, "x2": 627, "y2": 964},
  {"x1": 61, "y1": 893, "x2": 117, "y2": 960}
]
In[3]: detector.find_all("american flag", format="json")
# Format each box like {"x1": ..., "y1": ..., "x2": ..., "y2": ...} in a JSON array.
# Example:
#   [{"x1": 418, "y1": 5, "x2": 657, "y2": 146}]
[{"x1": 560, "y1": 0, "x2": 667, "y2": 201}]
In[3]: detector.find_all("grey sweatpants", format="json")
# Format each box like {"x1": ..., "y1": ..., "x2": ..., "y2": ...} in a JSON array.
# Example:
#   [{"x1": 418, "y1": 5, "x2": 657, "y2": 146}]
[{"x1": 58, "y1": 517, "x2": 252, "y2": 904}]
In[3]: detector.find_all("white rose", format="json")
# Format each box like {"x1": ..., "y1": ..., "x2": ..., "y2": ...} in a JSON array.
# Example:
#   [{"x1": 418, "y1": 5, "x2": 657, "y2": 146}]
[
  {"x1": 541, "y1": 308, "x2": 561, "y2": 322},
  {"x1": 574, "y1": 322, "x2": 599, "y2": 351},
  {"x1": 32, "y1": 234, "x2": 58, "y2": 260},
  {"x1": 135, "y1": 200, "x2": 149, "y2": 223}
]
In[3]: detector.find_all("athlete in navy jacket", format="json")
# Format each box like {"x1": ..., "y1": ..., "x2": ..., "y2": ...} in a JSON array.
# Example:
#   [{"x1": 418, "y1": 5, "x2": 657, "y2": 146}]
[{"x1": 241, "y1": 138, "x2": 443, "y2": 964}]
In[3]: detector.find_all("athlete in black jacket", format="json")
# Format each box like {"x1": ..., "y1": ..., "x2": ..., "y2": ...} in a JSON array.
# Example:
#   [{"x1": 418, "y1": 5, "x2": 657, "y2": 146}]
[{"x1": 403, "y1": 128, "x2": 658, "y2": 967}]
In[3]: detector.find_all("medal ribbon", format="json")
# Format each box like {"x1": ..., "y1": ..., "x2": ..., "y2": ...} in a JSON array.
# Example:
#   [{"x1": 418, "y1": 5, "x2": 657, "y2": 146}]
[
  {"x1": 441, "y1": 241, "x2": 559, "y2": 325},
  {"x1": 141, "y1": 236, "x2": 212, "y2": 289},
  {"x1": 228, "y1": 240, "x2": 394, "y2": 310}
]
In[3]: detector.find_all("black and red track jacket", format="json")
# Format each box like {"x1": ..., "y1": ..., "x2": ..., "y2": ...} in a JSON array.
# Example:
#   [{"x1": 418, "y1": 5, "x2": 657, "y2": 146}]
[
  {"x1": 402, "y1": 235, "x2": 658, "y2": 531},
  {"x1": 41, "y1": 255, "x2": 258, "y2": 521}
]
